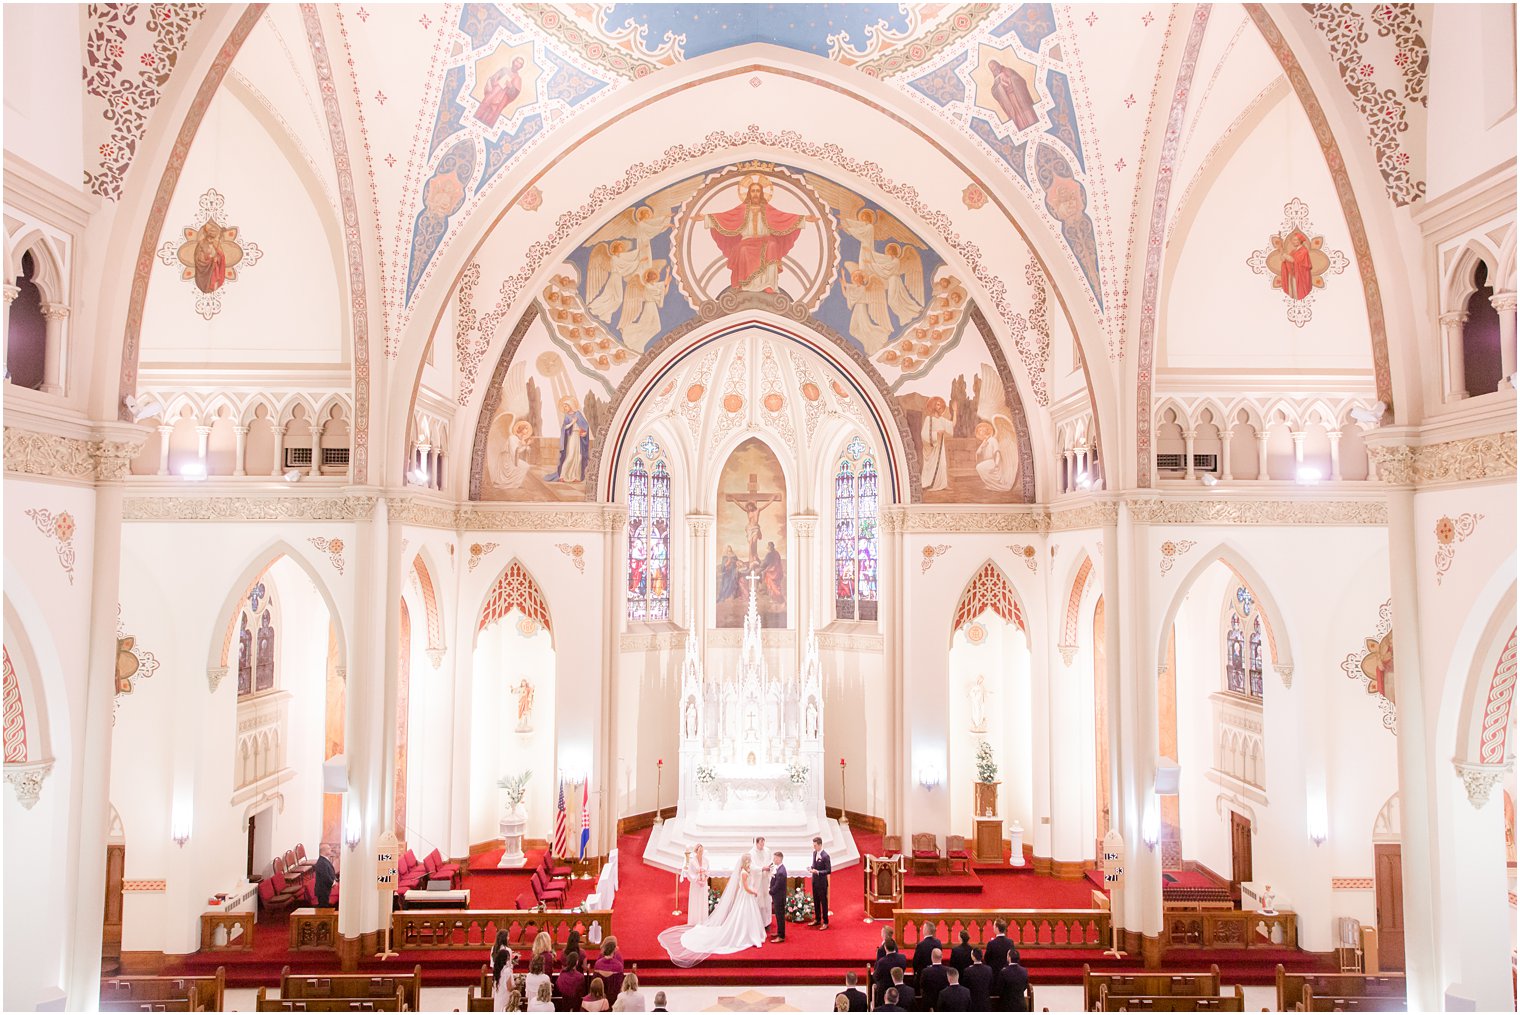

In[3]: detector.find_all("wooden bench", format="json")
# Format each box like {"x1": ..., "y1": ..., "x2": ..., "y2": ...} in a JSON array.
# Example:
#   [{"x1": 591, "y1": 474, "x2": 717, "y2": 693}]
[
  {"x1": 1082, "y1": 964, "x2": 1221, "y2": 1011},
  {"x1": 100, "y1": 1001, "x2": 195, "y2": 1013},
  {"x1": 1274, "y1": 967, "x2": 1406, "y2": 1012},
  {"x1": 99, "y1": 969, "x2": 225, "y2": 1012},
  {"x1": 279, "y1": 965, "x2": 423, "y2": 1012},
  {"x1": 255, "y1": 985, "x2": 405, "y2": 1011},
  {"x1": 1097, "y1": 984, "x2": 1244, "y2": 1011},
  {"x1": 1301, "y1": 989, "x2": 1408, "y2": 1012}
]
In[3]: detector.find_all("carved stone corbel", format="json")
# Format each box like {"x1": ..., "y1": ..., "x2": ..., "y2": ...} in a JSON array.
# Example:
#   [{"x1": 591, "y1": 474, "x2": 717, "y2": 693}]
[
  {"x1": 207, "y1": 666, "x2": 228, "y2": 693},
  {"x1": 1274, "y1": 664, "x2": 1293, "y2": 689},
  {"x1": 4, "y1": 759, "x2": 54, "y2": 809},
  {"x1": 1453, "y1": 760, "x2": 1512, "y2": 808},
  {"x1": 1058, "y1": 645, "x2": 1077, "y2": 667},
  {"x1": 426, "y1": 648, "x2": 446, "y2": 670}
]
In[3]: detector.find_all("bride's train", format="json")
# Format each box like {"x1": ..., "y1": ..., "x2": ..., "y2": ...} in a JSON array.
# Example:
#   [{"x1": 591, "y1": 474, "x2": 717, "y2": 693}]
[{"x1": 657, "y1": 856, "x2": 768, "y2": 967}]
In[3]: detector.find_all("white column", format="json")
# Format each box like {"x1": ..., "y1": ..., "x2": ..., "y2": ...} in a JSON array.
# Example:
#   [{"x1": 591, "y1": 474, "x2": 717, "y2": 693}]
[
  {"x1": 1064, "y1": 450, "x2": 1076, "y2": 493},
  {"x1": 1289, "y1": 431, "x2": 1307, "y2": 480},
  {"x1": 1440, "y1": 310, "x2": 1469, "y2": 402},
  {"x1": 791, "y1": 514, "x2": 816, "y2": 666},
  {"x1": 1087, "y1": 442, "x2": 1101, "y2": 488},
  {"x1": 1255, "y1": 431, "x2": 1271, "y2": 481},
  {"x1": 687, "y1": 515, "x2": 712, "y2": 647},
  {"x1": 413, "y1": 443, "x2": 430, "y2": 486},
  {"x1": 194, "y1": 424, "x2": 212, "y2": 475},
  {"x1": 309, "y1": 422, "x2": 323, "y2": 478},
  {"x1": 1, "y1": 283, "x2": 18, "y2": 378},
  {"x1": 232, "y1": 425, "x2": 250, "y2": 477},
  {"x1": 1447, "y1": 764, "x2": 1515, "y2": 1011},
  {"x1": 1490, "y1": 291, "x2": 1517, "y2": 386},
  {"x1": 1181, "y1": 430, "x2": 1197, "y2": 480},
  {"x1": 65, "y1": 427, "x2": 144, "y2": 1007},
  {"x1": 38, "y1": 301, "x2": 68, "y2": 394},
  {"x1": 270, "y1": 425, "x2": 287, "y2": 476},
  {"x1": 1219, "y1": 426, "x2": 1235, "y2": 481},
  {"x1": 881, "y1": 509, "x2": 905, "y2": 832},
  {"x1": 1326, "y1": 429, "x2": 1343, "y2": 482},
  {"x1": 156, "y1": 424, "x2": 174, "y2": 476}
]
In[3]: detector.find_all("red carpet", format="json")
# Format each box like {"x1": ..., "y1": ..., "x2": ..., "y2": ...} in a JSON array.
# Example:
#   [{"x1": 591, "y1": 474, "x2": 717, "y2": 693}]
[{"x1": 158, "y1": 832, "x2": 1333, "y2": 989}]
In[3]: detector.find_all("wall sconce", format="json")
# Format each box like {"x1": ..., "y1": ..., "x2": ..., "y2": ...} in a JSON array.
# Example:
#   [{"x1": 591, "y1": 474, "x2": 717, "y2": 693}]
[
  {"x1": 1140, "y1": 800, "x2": 1160, "y2": 851},
  {"x1": 915, "y1": 760, "x2": 943, "y2": 791},
  {"x1": 171, "y1": 803, "x2": 193, "y2": 848},
  {"x1": 1307, "y1": 798, "x2": 1329, "y2": 847},
  {"x1": 344, "y1": 806, "x2": 362, "y2": 851}
]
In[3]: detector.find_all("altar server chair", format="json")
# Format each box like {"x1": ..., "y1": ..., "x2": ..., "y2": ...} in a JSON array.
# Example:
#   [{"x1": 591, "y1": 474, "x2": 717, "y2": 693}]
[{"x1": 911, "y1": 833, "x2": 942, "y2": 875}]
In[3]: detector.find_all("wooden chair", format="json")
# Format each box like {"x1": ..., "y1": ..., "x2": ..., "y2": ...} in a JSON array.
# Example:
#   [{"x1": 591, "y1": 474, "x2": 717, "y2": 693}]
[
  {"x1": 945, "y1": 834, "x2": 972, "y2": 873},
  {"x1": 882, "y1": 835, "x2": 902, "y2": 856},
  {"x1": 910, "y1": 833, "x2": 942, "y2": 875}
]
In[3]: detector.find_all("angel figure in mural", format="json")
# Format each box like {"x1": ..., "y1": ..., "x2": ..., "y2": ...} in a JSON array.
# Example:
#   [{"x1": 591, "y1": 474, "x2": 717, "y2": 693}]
[
  {"x1": 545, "y1": 396, "x2": 589, "y2": 484},
  {"x1": 476, "y1": 56, "x2": 526, "y2": 128},
  {"x1": 705, "y1": 174, "x2": 817, "y2": 294},
  {"x1": 583, "y1": 178, "x2": 702, "y2": 336},
  {"x1": 495, "y1": 419, "x2": 536, "y2": 490},
  {"x1": 804, "y1": 173, "x2": 926, "y2": 352},
  {"x1": 515, "y1": 678, "x2": 535, "y2": 732},
  {"x1": 920, "y1": 396, "x2": 956, "y2": 492},
  {"x1": 972, "y1": 364, "x2": 1020, "y2": 493}
]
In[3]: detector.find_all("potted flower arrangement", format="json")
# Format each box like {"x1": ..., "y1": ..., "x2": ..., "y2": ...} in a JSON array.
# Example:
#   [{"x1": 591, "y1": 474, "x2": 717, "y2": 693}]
[
  {"x1": 974, "y1": 741, "x2": 1000, "y2": 817},
  {"x1": 784, "y1": 884, "x2": 815, "y2": 924},
  {"x1": 497, "y1": 768, "x2": 532, "y2": 869}
]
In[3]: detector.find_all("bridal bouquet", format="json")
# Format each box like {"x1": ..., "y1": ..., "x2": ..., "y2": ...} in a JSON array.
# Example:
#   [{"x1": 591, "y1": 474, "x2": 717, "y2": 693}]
[
  {"x1": 695, "y1": 764, "x2": 716, "y2": 785},
  {"x1": 784, "y1": 885, "x2": 815, "y2": 924},
  {"x1": 706, "y1": 884, "x2": 721, "y2": 914}
]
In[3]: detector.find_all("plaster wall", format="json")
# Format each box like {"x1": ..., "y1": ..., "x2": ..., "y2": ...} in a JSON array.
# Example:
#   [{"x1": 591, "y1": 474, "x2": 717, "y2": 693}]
[
  {"x1": 1, "y1": 5, "x2": 84, "y2": 189},
  {"x1": 1425, "y1": 5, "x2": 1518, "y2": 202}
]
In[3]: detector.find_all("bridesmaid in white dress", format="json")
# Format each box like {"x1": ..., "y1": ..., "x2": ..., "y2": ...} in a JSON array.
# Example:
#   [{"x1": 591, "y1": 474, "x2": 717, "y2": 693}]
[
  {"x1": 682, "y1": 844, "x2": 710, "y2": 926},
  {"x1": 657, "y1": 854, "x2": 766, "y2": 967}
]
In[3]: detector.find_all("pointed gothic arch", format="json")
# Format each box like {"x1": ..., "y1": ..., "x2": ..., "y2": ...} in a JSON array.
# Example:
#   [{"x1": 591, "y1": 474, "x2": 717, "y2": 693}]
[
  {"x1": 476, "y1": 559, "x2": 554, "y2": 646},
  {"x1": 1061, "y1": 551, "x2": 1097, "y2": 654},
  {"x1": 950, "y1": 560, "x2": 1029, "y2": 646},
  {"x1": 1152, "y1": 545, "x2": 1295, "y2": 684},
  {"x1": 405, "y1": 549, "x2": 447, "y2": 663},
  {"x1": 206, "y1": 540, "x2": 349, "y2": 680}
]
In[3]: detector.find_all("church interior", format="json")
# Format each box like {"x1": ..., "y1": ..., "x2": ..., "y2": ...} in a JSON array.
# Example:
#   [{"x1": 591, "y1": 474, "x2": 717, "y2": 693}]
[{"x1": 1, "y1": 3, "x2": 1516, "y2": 1011}]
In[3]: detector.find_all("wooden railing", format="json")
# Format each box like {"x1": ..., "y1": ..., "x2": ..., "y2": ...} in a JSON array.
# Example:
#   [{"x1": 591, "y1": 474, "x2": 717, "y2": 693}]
[
  {"x1": 289, "y1": 908, "x2": 339, "y2": 951},
  {"x1": 198, "y1": 912, "x2": 254, "y2": 952},
  {"x1": 391, "y1": 909, "x2": 613, "y2": 950},
  {"x1": 893, "y1": 909, "x2": 1112, "y2": 950},
  {"x1": 1165, "y1": 908, "x2": 1298, "y2": 950}
]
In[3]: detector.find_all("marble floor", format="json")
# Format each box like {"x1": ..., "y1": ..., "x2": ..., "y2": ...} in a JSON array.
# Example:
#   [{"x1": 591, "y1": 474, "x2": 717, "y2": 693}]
[{"x1": 224, "y1": 982, "x2": 1281, "y2": 1011}]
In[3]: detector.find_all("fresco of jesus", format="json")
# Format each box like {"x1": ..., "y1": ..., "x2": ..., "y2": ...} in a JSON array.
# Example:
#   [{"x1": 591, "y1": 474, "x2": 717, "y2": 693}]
[{"x1": 704, "y1": 175, "x2": 816, "y2": 293}]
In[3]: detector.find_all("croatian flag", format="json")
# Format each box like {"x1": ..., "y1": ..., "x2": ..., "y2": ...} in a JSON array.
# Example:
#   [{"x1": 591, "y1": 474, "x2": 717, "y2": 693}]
[
  {"x1": 553, "y1": 780, "x2": 569, "y2": 859},
  {"x1": 578, "y1": 780, "x2": 590, "y2": 860}
]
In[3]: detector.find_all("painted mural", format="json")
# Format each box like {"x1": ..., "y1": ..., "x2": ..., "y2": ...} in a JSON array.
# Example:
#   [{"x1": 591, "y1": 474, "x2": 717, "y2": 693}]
[
  {"x1": 157, "y1": 189, "x2": 263, "y2": 320},
  {"x1": 475, "y1": 161, "x2": 1031, "y2": 505},
  {"x1": 715, "y1": 438, "x2": 787, "y2": 629}
]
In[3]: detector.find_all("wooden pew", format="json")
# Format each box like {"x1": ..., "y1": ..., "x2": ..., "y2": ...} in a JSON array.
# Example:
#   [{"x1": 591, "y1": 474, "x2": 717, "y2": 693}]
[
  {"x1": 99, "y1": 968, "x2": 225, "y2": 1012},
  {"x1": 1274, "y1": 966, "x2": 1406, "y2": 1012},
  {"x1": 1082, "y1": 964, "x2": 1222, "y2": 1012},
  {"x1": 279, "y1": 964, "x2": 423, "y2": 1012},
  {"x1": 255, "y1": 985, "x2": 405, "y2": 1011},
  {"x1": 1301, "y1": 989, "x2": 1408, "y2": 1012},
  {"x1": 1097, "y1": 984, "x2": 1244, "y2": 1011},
  {"x1": 100, "y1": 1002, "x2": 194, "y2": 1013}
]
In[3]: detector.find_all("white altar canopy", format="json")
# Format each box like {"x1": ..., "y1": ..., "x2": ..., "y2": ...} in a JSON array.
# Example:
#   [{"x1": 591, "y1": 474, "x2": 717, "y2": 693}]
[{"x1": 643, "y1": 579, "x2": 858, "y2": 874}]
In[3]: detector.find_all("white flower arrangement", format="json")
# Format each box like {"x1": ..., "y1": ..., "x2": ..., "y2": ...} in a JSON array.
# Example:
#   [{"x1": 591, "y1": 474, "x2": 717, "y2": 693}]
[
  {"x1": 787, "y1": 761, "x2": 810, "y2": 786},
  {"x1": 975, "y1": 741, "x2": 998, "y2": 783},
  {"x1": 696, "y1": 763, "x2": 716, "y2": 785},
  {"x1": 498, "y1": 768, "x2": 533, "y2": 811}
]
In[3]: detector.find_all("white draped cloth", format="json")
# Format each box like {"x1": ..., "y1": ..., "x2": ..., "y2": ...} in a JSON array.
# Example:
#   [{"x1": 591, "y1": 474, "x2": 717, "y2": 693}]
[{"x1": 657, "y1": 857, "x2": 766, "y2": 967}]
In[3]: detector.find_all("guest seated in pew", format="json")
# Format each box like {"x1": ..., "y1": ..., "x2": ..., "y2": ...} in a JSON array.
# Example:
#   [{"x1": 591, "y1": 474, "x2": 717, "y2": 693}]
[
  {"x1": 582, "y1": 978, "x2": 610, "y2": 1012},
  {"x1": 995, "y1": 949, "x2": 1029, "y2": 1013},
  {"x1": 593, "y1": 936, "x2": 624, "y2": 975},
  {"x1": 984, "y1": 920, "x2": 1012, "y2": 974},
  {"x1": 937, "y1": 966, "x2": 971, "y2": 1011},
  {"x1": 833, "y1": 994, "x2": 851, "y2": 1012},
  {"x1": 878, "y1": 986, "x2": 906, "y2": 1012},
  {"x1": 491, "y1": 931, "x2": 515, "y2": 1014},
  {"x1": 525, "y1": 954, "x2": 552, "y2": 1008},
  {"x1": 557, "y1": 952, "x2": 588, "y2": 1011},
  {"x1": 913, "y1": 923, "x2": 943, "y2": 979},
  {"x1": 839, "y1": 971, "x2": 867, "y2": 1012},
  {"x1": 503, "y1": 990, "x2": 523, "y2": 1013},
  {"x1": 920, "y1": 948, "x2": 951, "y2": 1010},
  {"x1": 962, "y1": 948, "x2": 994, "y2": 1010},
  {"x1": 532, "y1": 931, "x2": 558, "y2": 975},
  {"x1": 949, "y1": 930, "x2": 974, "y2": 974},
  {"x1": 610, "y1": 971, "x2": 647, "y2": 1011},
  {"x1": 561, "y1": 930, "x2": 583, "y2": 973},
  {"x1": 651, "y1": 991, "x2": 668, "y2": 1012},
  {"x1": 527, "y1": 980, "x2": 555, "y2": 1013}
]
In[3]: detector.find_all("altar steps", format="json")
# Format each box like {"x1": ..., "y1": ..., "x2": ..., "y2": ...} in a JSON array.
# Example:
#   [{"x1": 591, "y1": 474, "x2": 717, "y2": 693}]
[{"x1": 904, "y1": 871, "x2": 984, "y2": 895}]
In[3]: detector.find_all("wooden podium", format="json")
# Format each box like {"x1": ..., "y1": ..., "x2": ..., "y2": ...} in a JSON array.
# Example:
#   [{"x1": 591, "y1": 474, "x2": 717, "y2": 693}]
[
  {"x1": 973, "y1": 817, "x2": 1004, "y2": 863},
  {"x1": 863, "y1": 854, "x2": 905, "y2": 919}
]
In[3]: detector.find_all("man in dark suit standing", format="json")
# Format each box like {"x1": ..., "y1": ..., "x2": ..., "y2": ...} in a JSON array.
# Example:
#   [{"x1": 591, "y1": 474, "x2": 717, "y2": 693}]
[
  {"x1": 874, "y1": 939, "x2": 908, "y2": 1004},
  {"x1": 984, "y1": 919, "x2": 1012, "y2": 975},
  {"x1": 918, "y1": 948, "x2": 950, "y2": 1011},
  {"x1": 912, "y1": 921, "x2": 943, "y2": 979},
  {"x1": 877, "y1": 987, "x2": 906, "y2": 1012},
  {"x1": 809, "y1": 836, "x2": 831, "y2": 929},
  {"x1": 962, "y1": 947, "x2": 994, "y2": 1010},
  {"x1": 839, "y1": 972, "x2": 867, "y2": 1012},
  {"x1": 949, "y1": 929, "x2": 974, "y2": 974},
  {"x1": 937, "y1": 967, "x2": 972, "y2": 1011},
  {"x1": 996, "y1": 949, "x2": 1030, "y2": 1012},
  {"x1": 767, "y1": 851, "x2": 789, "y2": 942},
  {"x1": 883, "y1": 967, "x2": 913, "y2": 1012}
]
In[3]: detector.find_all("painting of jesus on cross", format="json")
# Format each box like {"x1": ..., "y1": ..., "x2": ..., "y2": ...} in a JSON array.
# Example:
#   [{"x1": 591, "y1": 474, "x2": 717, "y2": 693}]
[{"x1": 716, "y1": 438, "x2": 787, "y2": 628}]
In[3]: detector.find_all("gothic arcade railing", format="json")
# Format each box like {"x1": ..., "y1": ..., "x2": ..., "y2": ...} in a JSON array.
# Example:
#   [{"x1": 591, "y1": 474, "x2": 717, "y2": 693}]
[
  {"x1": 893, "y1": 908, "x2": 1112, "y2": 950},
  {"x1": 391, "y1": 909, "x2": 612, "y2": 950}
]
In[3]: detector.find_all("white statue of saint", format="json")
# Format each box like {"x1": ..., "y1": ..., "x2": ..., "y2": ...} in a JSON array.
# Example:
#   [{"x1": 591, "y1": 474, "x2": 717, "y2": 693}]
[
  {"x1": 683, "y1": 698, "x2": 699, "y2": 739},
  {"x1": 515, "y1": 678, "x2": 534, "y2": 733},
  {"x1": 969, "y1": 674, "x2": 989, "y2": 733}
]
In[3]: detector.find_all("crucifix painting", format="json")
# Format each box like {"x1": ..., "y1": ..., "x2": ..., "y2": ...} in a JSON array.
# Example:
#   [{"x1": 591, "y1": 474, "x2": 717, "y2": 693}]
[{"x1": 716, "y1": 437, "x2": 787, "y2": 628}]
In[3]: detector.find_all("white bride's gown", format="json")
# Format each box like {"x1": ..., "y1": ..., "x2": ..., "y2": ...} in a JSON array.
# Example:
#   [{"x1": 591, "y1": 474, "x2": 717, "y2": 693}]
[{"x1": 657, "y1": 864, "x2": 767, "y2": 967}]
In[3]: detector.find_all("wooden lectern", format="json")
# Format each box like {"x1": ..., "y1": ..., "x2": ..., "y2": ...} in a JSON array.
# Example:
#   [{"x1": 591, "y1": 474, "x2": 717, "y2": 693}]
[
  {"x1": 973, "y1": 817, "x2": 1004, "y2": 862},
  {"x1": 863, "y1": 854, "x2": 905, "y2": 919}
]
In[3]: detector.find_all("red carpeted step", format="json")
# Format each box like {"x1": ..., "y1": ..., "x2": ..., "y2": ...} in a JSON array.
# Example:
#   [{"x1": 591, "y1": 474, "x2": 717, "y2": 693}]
[{"x1": 903, "y1": 871, "x2": 983, "y2": 894}]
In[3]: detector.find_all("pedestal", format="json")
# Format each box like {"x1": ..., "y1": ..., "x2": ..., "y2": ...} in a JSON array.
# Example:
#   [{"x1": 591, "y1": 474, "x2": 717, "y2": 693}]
[
  {"x1": 498, "y1": 812, "x2": 527, "y2": 869},
  {"x1": 973, "y1": 817, "x2": 1003, "y2": 862},
  {"x1": 1008, "y1": 821, "x2": 1025, "y2": 867}
]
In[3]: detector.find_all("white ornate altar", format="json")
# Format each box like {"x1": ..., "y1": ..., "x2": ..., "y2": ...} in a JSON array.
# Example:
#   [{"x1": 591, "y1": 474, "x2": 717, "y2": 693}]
[{"x1": 643, "y1": 579, "x2": 858, "y2": 873}]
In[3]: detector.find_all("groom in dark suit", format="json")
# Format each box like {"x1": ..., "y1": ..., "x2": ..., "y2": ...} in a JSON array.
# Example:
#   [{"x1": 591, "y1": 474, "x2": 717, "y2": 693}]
[
  {"x1": 768, "y1": 851, "x2": 788, "y2": 942},
  {"x1": 809, "y1": 835, "x2": 831, "y2": 929}
]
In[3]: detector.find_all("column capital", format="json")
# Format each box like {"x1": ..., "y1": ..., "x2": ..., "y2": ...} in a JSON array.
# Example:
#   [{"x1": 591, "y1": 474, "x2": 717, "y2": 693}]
[
  {"x1": 1489, "y1": 290, "x2": 1518, "y2": 314},
  {"x1": 270, "y1": 424, "x2": 287, "y2": 436},
  {"x1": 195, "y1": 424, "x2": 214, "y2": 437},
  {"x1": 1325, "y1": 429, "x2": 1342, "y2": 441},
  {"x1": 1255, "y1": 430, "x2": 1271, "y2": 442},
  {"x1": 39, "y1": 302, "x2": 70, "y2": 321},
  {"x1": 1181, "y1": 430, "x2": 1197, "y2": 441},
  {"x1": 1274, "y1": 664, "x2": 1293, "y2": 689},
  {"x1": 4, "y1": 759, "x2": 54, "y2": 809},
  {"x1": 686, "y1": 513, "x2": 713, "y2": 537},
  {"x1": 1058, "y1": 645, "x2": 1077, "y2": 667},
  {"x1": 233, "y1": 424, "x2": 251, "y2": 436},
  {"x1": 1438, "y1": 310, "x2": 1470, "y2": 327},
  {"x1": 790, "y1": 512, "x2": 818, "y2": 538},
  {"x1": 1453, "y1": 760, "x2": 1512, "y2": 808},
  {"x1": 2, "y1": 283, "x2": 19, "y2": 306},
  {"x1": 156, "y1": 423, "x2": 175, "y2": 436},
  {"x1": 207, "y1": 667, "x2": 227, "y2": 693}
]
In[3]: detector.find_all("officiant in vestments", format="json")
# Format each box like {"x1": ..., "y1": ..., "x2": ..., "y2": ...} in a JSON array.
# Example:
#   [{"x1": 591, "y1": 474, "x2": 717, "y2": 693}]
[{"x1": 809, "y1": 835, "x2": 831, "y2": 930}]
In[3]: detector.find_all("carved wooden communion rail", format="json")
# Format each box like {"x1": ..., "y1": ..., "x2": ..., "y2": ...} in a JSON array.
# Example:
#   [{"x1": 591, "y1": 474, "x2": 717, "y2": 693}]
[
  {"x1": 893, "y1": 909, "x2": 1112, "y2": 950},
  {"x1": 1165, "y1": 908, "x2": 1298, "y2": 949},
  {"x1": 391, "y1": 909, "x2": 613, "y2": 950},
  {"x1": 289, "y1": 908, "x2": 339, "y2": 951}
]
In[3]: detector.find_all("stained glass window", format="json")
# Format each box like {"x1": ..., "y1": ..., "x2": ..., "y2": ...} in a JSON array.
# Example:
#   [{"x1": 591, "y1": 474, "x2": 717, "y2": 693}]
[
  {"x1": 1225, "y1": 614, "x2": 1246, "y2": 695},
  {"x1": 627, "y1": 441, "x2": 672, "y2": 621},
  {"x1": 1248, "y1": 615, "x2": 1264, "y2": 699},
  {"x1": 1224, "y1": 580, "x2": 1267, "y2": 700},
  {"x1": 237, "y1": 581, "x2": 275, "y2": 699},
  {"x1": 834, "y1": 439, "x2": 879, "y2": 621}
]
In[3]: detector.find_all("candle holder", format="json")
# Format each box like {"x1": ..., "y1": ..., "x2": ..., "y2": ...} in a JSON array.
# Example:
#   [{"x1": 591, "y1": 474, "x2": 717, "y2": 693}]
[
  {"x1": 655, "y1": 759, "x2": 664, "y2": 826},
  {"x1": 839, "y1": 758, "x2": 849, "y2": 827}
]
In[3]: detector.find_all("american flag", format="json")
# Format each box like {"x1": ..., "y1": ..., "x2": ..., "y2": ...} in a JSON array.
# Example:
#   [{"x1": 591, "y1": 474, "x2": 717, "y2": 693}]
[
  {"x1": 578, "y1": 780, "x2": 590, "y2": 859},
  {"x1": 552, "y1": 780, "x2": 569, "y2": 859}
]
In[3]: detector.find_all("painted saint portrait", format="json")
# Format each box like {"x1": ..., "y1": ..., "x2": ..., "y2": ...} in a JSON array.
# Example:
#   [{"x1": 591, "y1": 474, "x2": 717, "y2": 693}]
[
  {"x1": 715, "y1": 438, "x2": 787, "y2": 628},
  {"x1": 167, "y1": 219, "x2": 250, "y2": 294},
  {"x1": 973, "y1": 46, "x2": 1043, "y2": 133},
  {"x1": 704, "y1": 173, "x2": 817, "y2": 294},
  {"x1": 1263, "y1": 227, "x2": 1333, "y2": 301},
  {"x1": 469, "y1": 44, "x2": 539, "y2": 129}
]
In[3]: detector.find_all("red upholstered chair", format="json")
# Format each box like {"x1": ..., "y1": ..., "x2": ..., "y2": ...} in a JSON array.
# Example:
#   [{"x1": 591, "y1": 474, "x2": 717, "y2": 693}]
[
  {"x1": 531, "y1": 870, "x2": 565, "y2": 907},
  {"x1": 423, "y1": 848, "x2": 462, "y2": 887},
  {"x1": 911, "y1": 833, "x2": 942, "y2": 875},
  {"x1": 540, "y1": 851, "x2": 572, "y2": 882},
  {"x1": 259, "y1": 873, "x2": 301, "y2": 915},
  {"x1": 515, "y1": 892, "x2": 532, "y2": 911},
  {"x1": 945, "y1": 835, "x2": 972, "y2": 874}
]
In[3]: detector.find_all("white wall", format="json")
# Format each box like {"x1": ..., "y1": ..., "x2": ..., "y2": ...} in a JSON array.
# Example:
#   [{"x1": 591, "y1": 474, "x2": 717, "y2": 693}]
[
  {"x1": 1425, "y1": 5, "x2": 1518, "y2": 201},
  {"x1": 470, "y1": 617, "x2": 555, "y2": 847},
  {"x1": 948, "y1": 612, "x2": 1033, "y2": 840},
  {"x1": 2, "y1": 5, "x2": 84, "y2": 188}
]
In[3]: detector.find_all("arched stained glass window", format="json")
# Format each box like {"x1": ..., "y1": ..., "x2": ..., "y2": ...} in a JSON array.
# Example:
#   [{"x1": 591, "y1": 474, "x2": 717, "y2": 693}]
[
  {"x1": 238, "y1": 581, "x2": 276, "y2": 698},
  {"x1": 834, "y1": 437, "x2": 879, "y2": 621},
  {"x1": 628, "y1": 437, "x2": 672, "y2": 621},
  {"x1": 1248, "y1": 615, "x2": 1264, "y2": 699},
  {"x1": 1224, "y1": 580, "x2": 1266, "y2": 701},
  {"x1": 1225, "y1": 614, "x2": 1246, "y2": 695}
]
